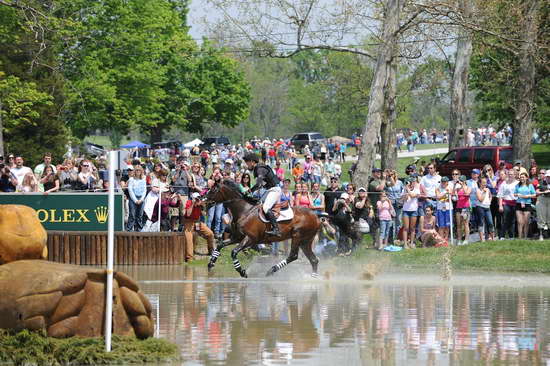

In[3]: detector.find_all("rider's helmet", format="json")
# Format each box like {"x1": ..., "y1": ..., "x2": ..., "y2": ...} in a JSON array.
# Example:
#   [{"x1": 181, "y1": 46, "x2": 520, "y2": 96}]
[{"x1": 243, "y1": 153, "x2": 260, "y2": 163}]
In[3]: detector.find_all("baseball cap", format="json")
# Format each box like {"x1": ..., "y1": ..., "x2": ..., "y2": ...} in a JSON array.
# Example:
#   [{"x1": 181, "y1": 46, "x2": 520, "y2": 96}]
[
  {"x1": 545, "y1": 171, "x2": 550, "y2": 177},
  {"x1": 372, "y1": 168, "x2": 382, "y2": 173},
  {"x1": 340, "y1": 192, "x2": 349, "y2": 200},
  {"x1": 191, "y1": 192, "x2": 200, "y2": 199},
  {"x1": 459, "y1": 175, "x2": 467, "y2": 182},
  {"x1": 127, "y1": 166, "x2": 134, "y2": 171},
  {"x1": 406, "y1": 164, "x2": 416, "y2": 171},
  {"x1": 514, "y1": 159, "x2": 523, "y2": 165},
  {"x1": 225, "y1": 159, "x2": 233, "y2": 164},
  {"x1": 357, "y1": 187, "x2": 367, "y2": 192},
  {"x1": 472, "y1": 169, "x2": 481, "y2": 174},
  {"x1": 441, "y1": 176, "x2": 450, "y2": 182}
]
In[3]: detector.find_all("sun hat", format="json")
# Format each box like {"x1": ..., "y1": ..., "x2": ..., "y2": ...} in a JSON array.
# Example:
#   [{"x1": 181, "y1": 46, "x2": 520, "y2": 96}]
[
  {"x1": 472, "y1": 169, "x2": 481, "y2": 174},
  {"x1": 357, "y1": 187, "x2": 367, "y2": 192},
  {"x1": 340, "y1": 192, "x2": 350, "y2": 200}
]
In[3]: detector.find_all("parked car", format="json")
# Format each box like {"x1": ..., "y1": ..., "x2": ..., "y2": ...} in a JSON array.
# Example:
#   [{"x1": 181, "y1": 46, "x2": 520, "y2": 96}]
[
  {"x1": 200, "y1": 136, "x2": 231, "y2": 150},
  {"x1": 290, "y1": 132, "x2": 326, "y2": 152},
  {"x1": 436, "y1": 146, "x2": 513, "y2": 177}
]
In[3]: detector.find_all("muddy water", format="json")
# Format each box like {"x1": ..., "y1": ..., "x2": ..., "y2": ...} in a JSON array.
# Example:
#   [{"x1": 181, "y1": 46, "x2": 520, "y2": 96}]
[{"x1": 120, "y1": 264, "x2": 550, "y2": 365}]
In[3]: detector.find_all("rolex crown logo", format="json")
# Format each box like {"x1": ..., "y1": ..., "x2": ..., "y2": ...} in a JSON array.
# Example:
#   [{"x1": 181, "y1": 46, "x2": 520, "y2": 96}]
[{"x1": 94, "y1": 206, "x2": 108, "y2": 224}]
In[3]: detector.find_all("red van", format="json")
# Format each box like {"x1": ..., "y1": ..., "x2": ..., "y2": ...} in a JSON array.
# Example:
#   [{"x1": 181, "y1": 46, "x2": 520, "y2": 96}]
[{"x1": 436, "y1": 146, "x2": 513, "y2": 177}]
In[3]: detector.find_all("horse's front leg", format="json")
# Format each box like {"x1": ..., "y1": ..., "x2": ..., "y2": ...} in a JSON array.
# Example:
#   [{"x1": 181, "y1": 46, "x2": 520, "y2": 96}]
[
  {"x1": 208, "y1": 237, "x2": 234, "y2": 272},
  {"x1": 231, "y1": 237, "x2": 251, "y2": 278}
]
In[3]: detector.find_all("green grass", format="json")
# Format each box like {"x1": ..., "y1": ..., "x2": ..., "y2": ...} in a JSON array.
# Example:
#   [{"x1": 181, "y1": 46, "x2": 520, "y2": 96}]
[
  {"x1": 0, "y1": 329, "x2": 179, "y2": 365},
  {"x1": 341, "y1": 239, "x2": 550, "y2": 273},
  {"x1": 533, "y1": 143, "x2": 550, "y2": 168}
]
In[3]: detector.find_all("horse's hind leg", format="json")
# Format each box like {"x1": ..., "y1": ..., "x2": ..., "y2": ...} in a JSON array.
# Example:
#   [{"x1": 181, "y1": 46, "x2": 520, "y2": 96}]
[
  {"x1": 266, "y1": 238, "x2": 300, "y2": 277},
  {"x1": 300, "y1": 236, "x2": 320, "y2": 278},
  {"x1": 231, "y1": 238, "x2": 250, "y2": 278}
]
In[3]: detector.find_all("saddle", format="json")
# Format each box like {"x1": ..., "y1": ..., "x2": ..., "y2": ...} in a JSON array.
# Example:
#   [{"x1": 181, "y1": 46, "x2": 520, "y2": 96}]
[{"x1": 258, "y1": 201, "x2": 294, "y2": 222}]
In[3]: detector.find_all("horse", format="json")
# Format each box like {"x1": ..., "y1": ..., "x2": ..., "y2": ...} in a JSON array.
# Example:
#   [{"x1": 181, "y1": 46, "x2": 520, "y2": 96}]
[{"x1": 204, "y1": 180, "x2": 321, "y2": 278}]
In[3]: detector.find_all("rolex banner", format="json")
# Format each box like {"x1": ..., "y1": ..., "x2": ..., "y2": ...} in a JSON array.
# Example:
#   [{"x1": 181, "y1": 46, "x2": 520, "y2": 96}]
[{"x1": 0, "y1": 193, "x2": 124, "y2": 231}]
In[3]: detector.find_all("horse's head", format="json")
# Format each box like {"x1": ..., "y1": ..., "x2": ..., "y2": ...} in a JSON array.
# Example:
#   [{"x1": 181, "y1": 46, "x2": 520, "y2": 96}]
[{"x1": 204, "y1": 179, "x2": 244, "y2": 205}]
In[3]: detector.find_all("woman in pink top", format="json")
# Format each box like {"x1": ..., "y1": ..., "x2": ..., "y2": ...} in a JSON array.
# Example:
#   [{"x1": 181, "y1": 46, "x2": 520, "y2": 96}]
[
  {"x1": 453, "y1": 175, "x2": 472, "y2": 245},
  {"x1": 376, "y1": 192, "x2": 395, "y2": 250}
]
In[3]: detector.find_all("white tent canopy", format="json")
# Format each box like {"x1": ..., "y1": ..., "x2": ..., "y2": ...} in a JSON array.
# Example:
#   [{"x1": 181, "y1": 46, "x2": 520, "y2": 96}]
[{"x1": 183, "y1": 138, "x2": 203, "y2": 148}]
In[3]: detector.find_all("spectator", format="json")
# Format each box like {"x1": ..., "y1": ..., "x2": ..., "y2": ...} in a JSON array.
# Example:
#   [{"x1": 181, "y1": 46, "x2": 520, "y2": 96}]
[
  {"x1": 498, "y1": 170, "x2": 518, "y2": 240},
  {"x1": 0, "y1": 165, "x2": 17, "y2": 192},
  {"x1": 241, "y1": 173, "x2": 252, "y2": 194},
  {"x1": 310, "y1": 182, "x2": 325, "y2": 214},
  {"x1": 345, "y1": 183, "x2": 356, "y2": 202},
  {"x1": 291, "y1": 162, "x2": 304, "y2": 183},
  {"x1": 315, "y1": 214, "x2": 337, "y2": 258},
  {"x1": 369, "y1": 168, "x2": 386, "y2": 244},
  {"x1": 333, "y1": 192, "x2": 354, "y2": 255},
  {"x1": 324, "y1": 157, "x2": 336, "y2": 180},
  {"x1": 76, "y1": 160, "x2": 96, "y2": 191},
  {"x1": 7, "y1": 154, "x2": 15, "y2": 169},
  {"x1": 419, "y1": 206, "x2": 444, "y2": 247},
  {"x1": 467, "y1": 169, "x2": 481, "y2": 234},
  {"x1": 435, "y1": 177, "x2": 452, "y2": 240},
  {"x1": 40, "y1": 165, "x2": 60, "y2": 194},
  {"x1": 34, "y1": 153, "x2": 56, "y2": 191},
  {"x1": 324, "y1": 177, "x2": 341, "y2": 216},
  {"x1": 294, "y1": 183, "x2": 312, "y2": 208},
  {"x1": 475, "y1": 177, "x2": 495, "y2": 241},
  {"x1": 18, "y1": 172, "x2": 38, "y2": 192},
  {"x1": 402, "y1": 177, "x2": 421, "y2": 249},
  {"x1": 127, "y1": 165, "x2": 147, "y2": 232},
  {"x1": 454, "y1": 175, "x2": 472, "y2": 245},
  {"x1": 353, "y1": 187, "x2": 374, "y2": 243},
  {"x1": 536, "y1": 171, "x2": 550, "y2": 240},
  {"x1": 385, "y1": 170, "x2": 404, "y2": 244},
  {"x1": 302, "y1": 156, "x2": 313, "y2": 185},
  {"x1": 274, "y1": 160, "x2": 285, "y2": 181},
  {"x1": 207, "y1": 169, "x2": 225, "y2": 238},
  {"x1": 171, "y1": 158, "x2": 192, "y2": 225},
  {"x1": 58, "y1": 159, "x2": 78, "y2": 191},
  {"x1": 11, "y1": 156, "x2": 33, "y2": 187},
  {"x1": 190, "y1": 163, "x2": 206, "y2": 193},
  {"x1": 311, "y1": 156, "x2": 323, "y2": 185},
  {"x1": 376, "y1": 191, "x2": 395, "y2": 251},
  {"x1": 183, "y1": 192, "x2": 214, "y2": 262},
  {"x1": 515, "y1": 172, "x2": 536, "y2": 239},
  {"x1": 420, "y1": 163, "x2": 440, "y2": 209}
]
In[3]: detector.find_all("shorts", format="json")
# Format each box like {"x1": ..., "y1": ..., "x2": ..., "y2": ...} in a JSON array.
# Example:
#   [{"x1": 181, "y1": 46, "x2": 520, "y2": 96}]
[
  {"x1": 456, "y1": 208, "x2": 470, "y2": 220},
  {"x1": 516, "y1": 204, "x2": 532, "y2": 212},
  {"x1": 436, "y1": 210, "x2": 451, "y2": 227},
  {"x1": 169, "y1": 207, "x2": 180, "y2": 218},
  {"x1": 403, "y1": 210, "x2": 419, "y2": 218}
]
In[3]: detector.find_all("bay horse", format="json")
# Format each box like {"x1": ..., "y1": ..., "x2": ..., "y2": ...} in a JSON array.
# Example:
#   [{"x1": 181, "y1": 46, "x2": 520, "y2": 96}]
[{"x1": 204, "y1": 180, "x2": 321, "y2": 278}]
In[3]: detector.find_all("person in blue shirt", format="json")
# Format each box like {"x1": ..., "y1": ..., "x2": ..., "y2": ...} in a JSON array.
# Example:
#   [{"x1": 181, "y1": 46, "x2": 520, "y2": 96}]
[{"x1": 514, "y1": 172, "x2": 536, "y2": 238}]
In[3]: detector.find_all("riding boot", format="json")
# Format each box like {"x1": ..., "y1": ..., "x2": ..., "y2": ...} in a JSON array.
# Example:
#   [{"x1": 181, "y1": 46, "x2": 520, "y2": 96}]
[{"x1": 265, "y1": 210, "x2": 281, "y2": 236}]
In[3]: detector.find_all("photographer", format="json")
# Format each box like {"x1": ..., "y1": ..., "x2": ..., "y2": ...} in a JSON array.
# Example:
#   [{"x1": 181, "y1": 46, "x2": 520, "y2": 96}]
[
  {"x1": 0, "y1": 165, "x2": 17, "y2": 192},
  {"x1": 385, "y1": 169, "x2": 404, "y2": 244},
  {"x1": 314, "y1": 214, "x2": 337, "y2": 258},
  {"x1": 183, "y1": 192, "x2": 214, "y2": 262}
]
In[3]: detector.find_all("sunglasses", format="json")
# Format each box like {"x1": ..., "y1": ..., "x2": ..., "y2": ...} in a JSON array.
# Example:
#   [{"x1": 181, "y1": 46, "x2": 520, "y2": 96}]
[
  {"x1": 452, "y1": 173, "x2": 459, "y2": 176},
  {"x1": 83, "y1": 165, "x2": 90, "y2": 167}
]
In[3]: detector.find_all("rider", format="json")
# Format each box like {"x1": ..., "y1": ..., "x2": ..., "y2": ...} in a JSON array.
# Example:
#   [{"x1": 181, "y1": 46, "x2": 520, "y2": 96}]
[{"x1": 243, "y1": 152, "x2": 282, "y2": 236}]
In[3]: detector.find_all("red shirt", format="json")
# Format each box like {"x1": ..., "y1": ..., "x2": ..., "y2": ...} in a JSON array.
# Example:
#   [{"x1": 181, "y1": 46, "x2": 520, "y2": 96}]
[{"x1": 185, "y1": 200, "x2": 202, "y2": 220}]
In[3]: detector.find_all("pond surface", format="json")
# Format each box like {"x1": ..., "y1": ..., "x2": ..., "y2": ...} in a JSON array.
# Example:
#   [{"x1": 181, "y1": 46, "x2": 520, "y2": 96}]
[{"x1": 119, "y1": 262, "x2": 550, "y2": 366}]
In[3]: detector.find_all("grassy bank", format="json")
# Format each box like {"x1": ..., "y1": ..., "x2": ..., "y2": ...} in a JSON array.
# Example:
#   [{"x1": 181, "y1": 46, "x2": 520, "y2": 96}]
[
  {"x1": 336, "y1": 239, "x2": 550, "y2": 273},
  {"x1": 0, "y1": 330, "x2": 179, "y2": 366}
]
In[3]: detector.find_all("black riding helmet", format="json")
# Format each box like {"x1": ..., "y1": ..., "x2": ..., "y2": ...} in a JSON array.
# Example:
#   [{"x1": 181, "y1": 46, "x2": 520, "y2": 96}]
[{"x1": 243, "y1": 153, "x2": 260, "y2": 163}]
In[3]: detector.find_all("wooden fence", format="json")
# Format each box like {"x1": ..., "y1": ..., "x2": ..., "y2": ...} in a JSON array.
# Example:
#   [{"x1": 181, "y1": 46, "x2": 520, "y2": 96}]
[{"x1": 46, "y1": 231, "x2": 186, "y2": 265}]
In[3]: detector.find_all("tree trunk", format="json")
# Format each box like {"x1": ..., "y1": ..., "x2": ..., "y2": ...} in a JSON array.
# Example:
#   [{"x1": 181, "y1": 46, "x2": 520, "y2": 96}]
[
  {"x1": 512, "y1": 0, "x2": 538, "y2": 169},
  {"x1": 353, "y1": 0, "x2": 402, "y2": 188},
  {"x1": 149, "y1": 126, "x2": 163, "y2": 146},
  {"x1": 449, "y1": 0, "x2": 473, "y2": 149},
  {"x1": 380, "y1": 61, "x2": 398, "y2": 171},
  {"x1": 0, "y1": 100, "x2": 4, "y2": 158}
]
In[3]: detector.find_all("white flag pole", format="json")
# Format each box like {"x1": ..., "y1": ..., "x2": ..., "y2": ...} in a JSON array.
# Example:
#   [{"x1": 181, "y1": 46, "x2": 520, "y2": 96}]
[
  {"x1": 448, "y1": 192, "x2": 454, "y2": 245},
  {"x1": 105, "y1": 150, "x2": 116, "y2": 352}
]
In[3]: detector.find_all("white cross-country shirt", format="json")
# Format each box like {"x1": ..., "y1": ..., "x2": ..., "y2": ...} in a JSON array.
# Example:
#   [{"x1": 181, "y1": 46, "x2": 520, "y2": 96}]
[
  {"x1": 11, "y1": 166, "x2": 33, "y2": 186},
  {"x1": 421, "y1": 174, "x2": 441, "y2": 199}
]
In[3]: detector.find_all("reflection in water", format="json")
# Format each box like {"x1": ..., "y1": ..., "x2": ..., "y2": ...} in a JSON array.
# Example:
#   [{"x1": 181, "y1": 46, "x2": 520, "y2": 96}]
[{"x1": 120, "y1": 266, "x2": 550, "y2": 365}]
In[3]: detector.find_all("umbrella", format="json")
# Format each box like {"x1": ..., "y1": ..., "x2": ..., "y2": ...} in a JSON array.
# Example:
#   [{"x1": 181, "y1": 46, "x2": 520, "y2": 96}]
[
  {"x1": 330, "y1": 136, "x2": 352, "y2": 144},
  {"x1": 120, "y1": 140, "x2": 150, "y2": 149},
  {"x1": 183, "y1": 138, "x2": 203, "y2": 148}
]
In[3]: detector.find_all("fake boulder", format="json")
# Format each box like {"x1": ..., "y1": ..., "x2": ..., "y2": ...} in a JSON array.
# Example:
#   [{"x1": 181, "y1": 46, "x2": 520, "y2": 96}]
[
  {"x1": 0, "y1": 260, "x2": 154, "y2": 339},
  {"x1": 0, "y1": 205, "x2": 47, "y2": 264}
]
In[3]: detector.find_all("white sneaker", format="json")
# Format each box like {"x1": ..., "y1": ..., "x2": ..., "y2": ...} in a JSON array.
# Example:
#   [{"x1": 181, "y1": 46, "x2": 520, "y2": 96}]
[
  {"x1": 457, "y1": 240, "x2": 463, "y2": 246},
  {"x1": 540, "y1": 235, "x2": 545, "y2": 241},
  {"x1": 462, "y1": 240, "x2": 468, "y2": 245},
  {"x1": 499, "y1": 237, "x2": 505, "y2": 241}
]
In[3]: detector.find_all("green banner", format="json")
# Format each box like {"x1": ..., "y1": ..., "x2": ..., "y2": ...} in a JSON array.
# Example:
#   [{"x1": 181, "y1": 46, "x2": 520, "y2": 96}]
[{"x1": 0, "y1": 193, "x2": 124, "y2": 231}]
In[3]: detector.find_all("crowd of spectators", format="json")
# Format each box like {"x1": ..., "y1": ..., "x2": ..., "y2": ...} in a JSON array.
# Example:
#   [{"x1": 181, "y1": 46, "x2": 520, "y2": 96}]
[{"x1": 1, "y1": 131, "x2": 548, "y2": 261}]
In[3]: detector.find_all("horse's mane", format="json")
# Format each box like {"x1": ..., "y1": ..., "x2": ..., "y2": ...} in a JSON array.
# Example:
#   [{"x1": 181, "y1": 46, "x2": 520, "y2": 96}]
[
  {"x1": 222, "y1": 179, "x2": 258, "y2": 205},
  {"x1": 222, "y1": 179, "x2": 244, "y2": 197}
]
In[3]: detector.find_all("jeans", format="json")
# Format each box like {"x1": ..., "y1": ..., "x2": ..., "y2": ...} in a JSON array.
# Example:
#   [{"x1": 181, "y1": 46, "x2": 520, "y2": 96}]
[
  {"x1": 379, "y1": 220, "x2": 392, "y2": 240},
  {"x1": 390, "y1": 206, "x2": 402, "y2": 243},
  {"x1": 475, "y1": 206, "x2": 494, "y2": 233},
  {"x1": 499, "y1": 205, "x2": 515, "y2": 239},
  {"x1": 207, "y1": 203, "x2": 225, "y2": 235},
  {"x1": 127, "y1": 198, "x2": 144, "y2": 232}
]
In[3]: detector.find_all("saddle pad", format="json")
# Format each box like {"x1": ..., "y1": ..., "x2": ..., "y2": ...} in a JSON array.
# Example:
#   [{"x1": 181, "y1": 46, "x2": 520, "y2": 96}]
[{"x1": 259, "y1": 207, "x2": 294, "y2": 223}]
